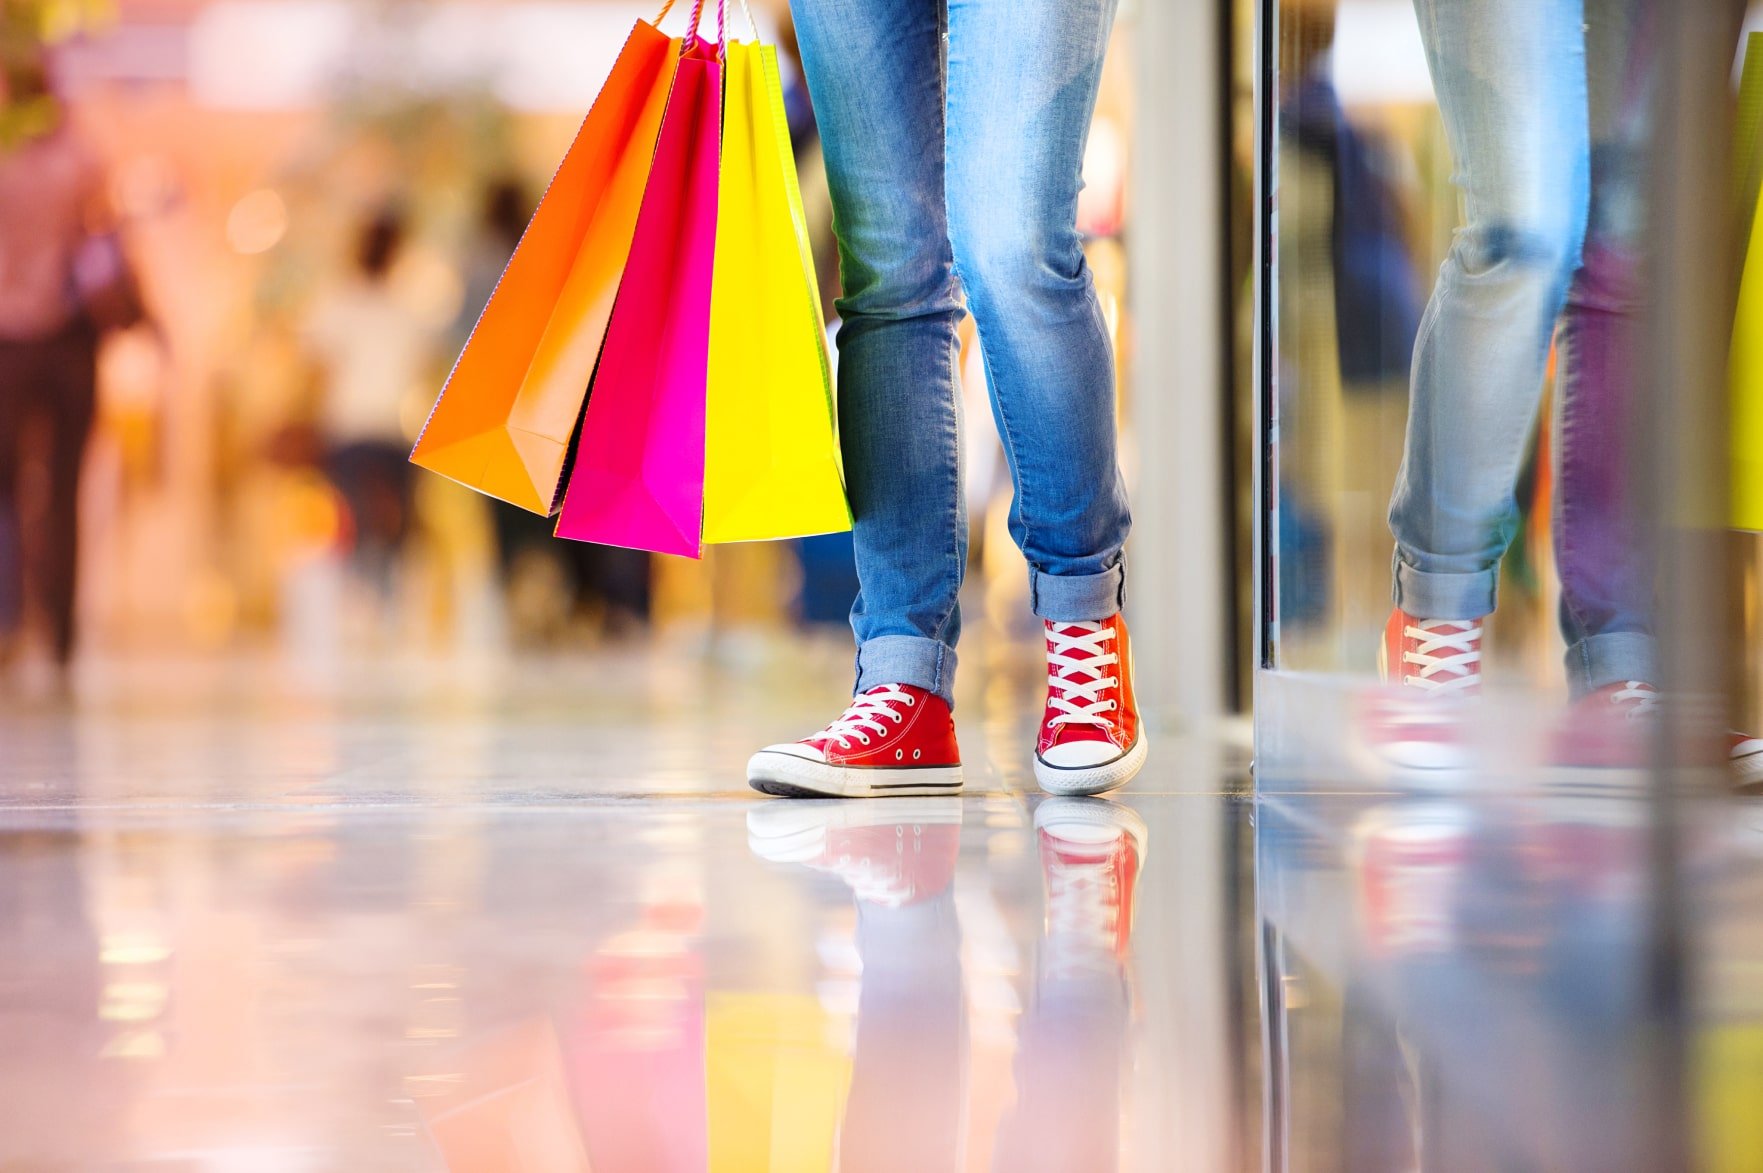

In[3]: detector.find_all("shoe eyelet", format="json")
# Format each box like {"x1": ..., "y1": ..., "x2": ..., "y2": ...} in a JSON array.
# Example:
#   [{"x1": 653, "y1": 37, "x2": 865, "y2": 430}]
[
  {"x1": 857, "y1": 735, "x2": 871, "y2": 745},
  {"x1": 913, "y1": 749, "x2": 921, "y2": 760},
  {"x1": 895, "y1": 749, "x2": 904, "y2": 761}
]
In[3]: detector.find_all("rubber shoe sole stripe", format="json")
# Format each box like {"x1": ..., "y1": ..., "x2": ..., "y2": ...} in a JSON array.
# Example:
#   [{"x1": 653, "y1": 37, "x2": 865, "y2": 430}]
[
  {"x1": 746, "y1": 751, "x2": 964, "y2": 799},
  {"x1": 1033, "y1": 734, "x2": 1148, "y2": 797}
]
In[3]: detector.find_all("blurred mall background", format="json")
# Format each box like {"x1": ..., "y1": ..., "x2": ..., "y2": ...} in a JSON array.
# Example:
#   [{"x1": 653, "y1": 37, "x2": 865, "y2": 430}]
[{"x1": 4, "y1": 0, "x2": 1763, "y2": 1168}]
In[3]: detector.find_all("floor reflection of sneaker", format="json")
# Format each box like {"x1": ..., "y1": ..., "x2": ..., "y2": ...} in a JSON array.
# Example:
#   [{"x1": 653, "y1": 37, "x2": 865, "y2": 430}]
[
  {"x1": 746, "y1": 799, "x2": 962, "y2": 908},
  {"x1": 1035, "y1": 617, "x2": 1148, "y2": 797},
  {"x1": 1034, "y1": 799, "x2": 1146, "y2": 981},
  {"x1": 1362, "y1": 609, "x2": 1484, "y2": 775},
  {"x1": 747, "y1": 684, "x2": 962, "y2": 799}
]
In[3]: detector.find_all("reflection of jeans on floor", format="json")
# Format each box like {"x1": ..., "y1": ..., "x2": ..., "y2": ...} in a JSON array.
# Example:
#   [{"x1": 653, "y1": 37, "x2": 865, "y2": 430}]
[
  {"x1": 991, "y1": 946, "x2": 1128, "y2": 1171},
  {"x1": 790, "y1": 0, "x2": 1131, "y2": 708},
  {"x1": 839, "y1": 887, "x2": 1128, "y2": 1171},
  {"x1": 1391, "y1": 0, "x2": 1653, "y2": 694},
  {"x1": 839, "y1": 893, "x2": 966, "y2": 1173}
]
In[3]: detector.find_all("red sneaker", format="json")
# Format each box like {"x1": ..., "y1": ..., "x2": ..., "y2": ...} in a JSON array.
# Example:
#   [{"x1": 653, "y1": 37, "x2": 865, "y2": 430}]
[
  {"x1": 1550, "y1": 679, "x2": 1655, "y2": 771},
  {"x1": 1380, "y1": 609, "x2": 1484, "y2": 695},
  {"x1": 1359, "y1": 609, "x2": 1484, "y2": 775},
  {"x1": 1035, "y1": 617, "x2": 1147, "y2": 796},
  {"x1": 747, "y1": 684, "x2": 963, "y2": 799},
  {"x1": 1034, "y1": 798, "x2": 1146, "y2": 979},
  {"x1": 745, "y1": 799, "x2": 961, "y2": 907}
]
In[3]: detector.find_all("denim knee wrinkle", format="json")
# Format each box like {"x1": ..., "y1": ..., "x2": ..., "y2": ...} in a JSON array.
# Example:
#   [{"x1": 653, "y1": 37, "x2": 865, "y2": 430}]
[{"x1": 791, "y1": 0, "x2": 1130, "y2": 708}]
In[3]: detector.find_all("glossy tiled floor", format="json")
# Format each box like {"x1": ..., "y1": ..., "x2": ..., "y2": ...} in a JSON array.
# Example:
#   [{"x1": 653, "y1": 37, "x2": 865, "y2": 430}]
[
  {"x1": 0, "y1": 648, "x2": 1251, "y2": 1171},
  {"x1": 4, "y1": 650, "x2": 1760, "y2": 1171}
]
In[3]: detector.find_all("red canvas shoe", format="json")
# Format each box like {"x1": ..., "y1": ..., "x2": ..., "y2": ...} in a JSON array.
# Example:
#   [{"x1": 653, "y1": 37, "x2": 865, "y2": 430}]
[
  {"x1": 745, "y1": 799, "x2": 961, "y2": 907},
  {"x1": 747, "y1": 684, "x2": 962, "y2": 799},
  {"x1": 1035, "y1": 798, "x2": 1146, "y2": 981},
  {"x1": 1035, "y1": 617, "x2": 1147, "y2": 796}
]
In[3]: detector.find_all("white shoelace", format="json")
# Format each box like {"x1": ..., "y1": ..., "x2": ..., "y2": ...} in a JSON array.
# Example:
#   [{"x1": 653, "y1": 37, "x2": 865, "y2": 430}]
[
  {"x1": 815, "y1": 685, "x2": 915, "y2": 749},
  {"x1": 1400, "y1": 620, "x2": 1483, "y2": 694},
  {"x1": 1608, "y1": 681, "x2": 1660, "y2": 718},
  {"x1": 1047, "y1": 622, "x2": 1120, "y2": 728}
]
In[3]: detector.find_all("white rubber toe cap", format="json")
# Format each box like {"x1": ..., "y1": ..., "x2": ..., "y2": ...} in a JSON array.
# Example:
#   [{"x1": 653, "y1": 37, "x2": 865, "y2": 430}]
[
  {"x1": 754, "y1": 741, "x2": 828, "y2": 765},
  {"x1": 1038, "y1": 739, "x2": 1125, "y2": 769}
]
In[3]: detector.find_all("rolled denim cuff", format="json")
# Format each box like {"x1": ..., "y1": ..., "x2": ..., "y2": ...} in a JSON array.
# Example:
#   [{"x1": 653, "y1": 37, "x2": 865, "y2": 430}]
[
  {"x1": 1030, "y1": 562, "x2": 1125, "y2": 623},
  {"x1": 855, "y1": 634, "x2": 959, "y2": 710},
  {"x1": 1563, "y1": 631, "x2": 1658, "y2": 699},
  {"x1": 1391, "y1": 555, "x2": 1497, "y2": 622}
]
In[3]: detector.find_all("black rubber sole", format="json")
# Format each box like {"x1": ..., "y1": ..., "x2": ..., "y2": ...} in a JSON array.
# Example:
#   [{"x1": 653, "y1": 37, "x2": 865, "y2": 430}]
[{"x1": 749, "y1": 778, "x2": 835, "y2": 799}]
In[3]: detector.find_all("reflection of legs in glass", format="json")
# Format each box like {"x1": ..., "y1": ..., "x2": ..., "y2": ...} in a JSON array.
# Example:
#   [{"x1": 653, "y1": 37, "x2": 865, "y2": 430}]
[
  {"x1": 993, "y1": 798, "x2": 1144, "y2": 1171},
  {"x1": 747, "y1": 800, "x2": 965, "y2": 1171},
  {"x1": 1391, "y1": 0, "x2": 1591, "y2": 635}
]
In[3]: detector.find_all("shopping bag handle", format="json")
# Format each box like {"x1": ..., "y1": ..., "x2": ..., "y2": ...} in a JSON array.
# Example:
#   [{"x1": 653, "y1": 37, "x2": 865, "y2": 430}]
[
  {"x1": 653, "y1": 0, "x2": 725, "y2": 55},
  {"x1": 654, "y1": 0, "x2": 753, "y2": 49}
]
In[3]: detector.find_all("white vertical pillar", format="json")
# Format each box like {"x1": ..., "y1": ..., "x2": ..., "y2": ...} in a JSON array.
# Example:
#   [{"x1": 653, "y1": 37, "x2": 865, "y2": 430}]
[{"x1": 1124, "y1": 0, "x2": 1231, "y2": 732}]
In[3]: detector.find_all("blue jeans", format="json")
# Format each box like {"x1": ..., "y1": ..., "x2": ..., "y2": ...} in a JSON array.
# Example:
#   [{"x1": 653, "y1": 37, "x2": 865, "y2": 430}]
[
  {"x1": 791, "y1": 0, "x2": 1130, "y2": 709},
  {"x1": 1392, "y1": 0, "x2": 1656, "y2": 694}
]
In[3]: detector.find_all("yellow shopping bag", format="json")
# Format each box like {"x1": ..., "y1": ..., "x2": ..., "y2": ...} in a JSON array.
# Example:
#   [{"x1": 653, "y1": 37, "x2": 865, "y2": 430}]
[
  {"x1": 701, "y1": 40, "x2": 852, "y2": 544},
  {"x1": 1735, "y1": 33, "x2": 1763, "y2": 530}
]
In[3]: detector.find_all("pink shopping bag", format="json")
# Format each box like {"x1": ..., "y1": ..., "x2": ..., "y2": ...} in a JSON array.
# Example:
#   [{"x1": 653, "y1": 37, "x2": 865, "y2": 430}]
[{"x1": 554, "y1": 14, "x2": 723, "y2": 558}]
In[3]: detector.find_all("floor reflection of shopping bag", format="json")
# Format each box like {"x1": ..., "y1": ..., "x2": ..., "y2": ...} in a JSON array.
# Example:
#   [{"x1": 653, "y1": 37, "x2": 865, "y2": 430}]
[
  {"x1": 409, "y1": 19, "x2": 678, "y2": 515},
  {"x1": 555, "y1": 20, "x2": 724, "y2": 558},
  {"x1": 701, "y1": 42, "x2": 852, "y2": 544}
]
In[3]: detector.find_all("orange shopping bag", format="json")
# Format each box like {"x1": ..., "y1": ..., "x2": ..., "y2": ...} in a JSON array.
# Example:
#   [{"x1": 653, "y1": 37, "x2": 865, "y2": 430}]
[{"x1": 410, "y1": 14, "x2": 679, "y2": 514}]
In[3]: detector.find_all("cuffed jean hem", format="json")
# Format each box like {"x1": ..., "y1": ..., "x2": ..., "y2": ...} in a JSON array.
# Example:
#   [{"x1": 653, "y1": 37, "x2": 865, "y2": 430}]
[
  {"x1": 1563, "y1": 631, "x2": 1657, "y2": 699},
  {"x1": 1030, "y1": 563, "x2": 1125, "y2": 623},
  {"x1": 856, "y1": 634, "x2": 959, "y2": 710},
  {"x1": 1391, "y1": 555, "x2": 1498, "y2": 622}
]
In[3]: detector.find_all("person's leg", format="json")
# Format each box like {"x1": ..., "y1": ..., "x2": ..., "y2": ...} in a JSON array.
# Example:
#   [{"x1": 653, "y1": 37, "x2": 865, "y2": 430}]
[
  {"x1": 1391, "y1": 0, "x2": 1592, "y2": 624},
  {"x1": 41, "y1": 328, "x2": 98, "y2": 665},
  {"x1": 790, "y1": 0, "x2": 965, "y2": 708},
  {"x1": 941, "y1": 0, "x2": 1142, "y2": 796},
  {"x1": 941, "y1": 0, "x2": 1129, "y2": 623},
  {"x1": 1555, "y1": 0, "x2": 1657, "y2": 697}
]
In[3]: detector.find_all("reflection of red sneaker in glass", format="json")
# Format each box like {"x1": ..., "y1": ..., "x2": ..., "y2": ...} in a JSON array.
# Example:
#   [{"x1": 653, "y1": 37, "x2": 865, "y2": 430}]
[
  {"x1": 1034, "y1": 798, "x2": 1146, "y2": 981},
  {"x1": 1551, "y1": 680, "x2": 1655, "y2": 770},
  {"x1": 1035, "y1": 617, "x2": 1147, "y2": 796},
  {"x1": 1361, "y1": 609, "x2": 1484, "y2": 774},
  {"x1": 745, "y1": 799, "x2": 961, "y2": 907},
  {"x1": 747, "y1": 685, "x2": 962, "y2": 799},
  {"x1": 1380, "y1": 609, "x2": 1484, "y2": 695}
]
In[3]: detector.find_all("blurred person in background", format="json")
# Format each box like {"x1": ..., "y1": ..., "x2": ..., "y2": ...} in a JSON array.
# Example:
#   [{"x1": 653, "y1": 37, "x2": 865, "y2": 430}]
[
  {"x1": 747, "y1": 0, "x2": 1144, "y2": 801},
  {"x1": 302, "y1": 206, "x2": 433, "y2": 609},
  {"x1": 0, "y1": 43, "x2": 130, "y2": 684},
  {"x1": 456, "y1": 178, "x2": 651, "y2": 646}
]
